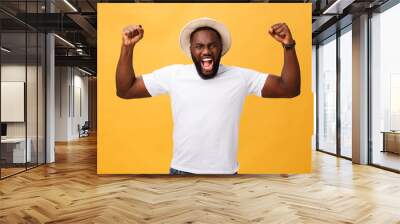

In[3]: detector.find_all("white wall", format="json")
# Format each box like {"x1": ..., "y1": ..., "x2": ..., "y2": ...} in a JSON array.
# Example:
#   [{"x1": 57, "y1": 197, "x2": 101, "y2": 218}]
[
  {"x1": 73, "y1": 72, "x2": 89, "y2": 138},
  {"x1": 55, "y1": 67, "x2": 70, "y2": 141},
  {"x1": 55, "y1": 67, "x2": 89, "y2": 141}
]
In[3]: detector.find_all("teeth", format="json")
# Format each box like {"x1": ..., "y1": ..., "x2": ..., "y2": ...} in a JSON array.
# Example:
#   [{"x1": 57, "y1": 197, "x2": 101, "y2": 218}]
[{"x1": 202, "y1": 58, "x2": 212, "y2": 62}]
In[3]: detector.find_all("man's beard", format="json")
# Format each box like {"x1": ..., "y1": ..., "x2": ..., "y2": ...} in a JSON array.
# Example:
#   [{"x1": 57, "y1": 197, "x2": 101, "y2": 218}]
[{"x1": 191, "y1": 54, "x2": 222, "y2": 80}]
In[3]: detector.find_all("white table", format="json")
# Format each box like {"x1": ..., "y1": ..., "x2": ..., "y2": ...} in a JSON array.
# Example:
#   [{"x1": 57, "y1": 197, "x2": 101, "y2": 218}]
[{"x1": 1, "y1": 138, "x2": 31, "y2": 163}]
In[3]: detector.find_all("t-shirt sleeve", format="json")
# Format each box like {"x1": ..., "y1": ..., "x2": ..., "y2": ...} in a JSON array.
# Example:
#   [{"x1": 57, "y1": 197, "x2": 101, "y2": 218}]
[
  {"x1": 245, "y1": 68, "x2": 269, "y2": 97},
  {"x1": 141, "y1": 65, "x2": 178, "y2": 96}
]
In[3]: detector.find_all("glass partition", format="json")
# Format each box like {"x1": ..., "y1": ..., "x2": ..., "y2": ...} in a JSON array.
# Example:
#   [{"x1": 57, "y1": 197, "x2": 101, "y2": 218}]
[
  {"x1": 1, "y1": 30, "x2": 28, "y2": 177},
  {"x1": 27, "y1": 31, "x2": 38, "y2": 169},
  {"x1": 0, "y1": 1, "x2": 46, "y2": 179},
  {"x1": 371, "y1": 3, "x2": 400, "y2": 171},
  {"x1": 339, "y1": 27, "x2": 352, "y2": 158},
  {"x1": 317, "y1": 35, "x2": 337, "y2": 154}
]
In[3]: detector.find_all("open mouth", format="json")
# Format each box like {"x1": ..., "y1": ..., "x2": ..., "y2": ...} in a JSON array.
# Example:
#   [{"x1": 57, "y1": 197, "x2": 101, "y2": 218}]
[{"x1": 200, "y1": 57, "x2": 214, "y2": 73}]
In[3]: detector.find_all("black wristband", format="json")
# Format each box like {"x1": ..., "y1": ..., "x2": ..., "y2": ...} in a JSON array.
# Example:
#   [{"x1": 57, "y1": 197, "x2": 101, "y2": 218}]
[{"x1": 282, "y1": 40, "x2": 296, "y2": 49}]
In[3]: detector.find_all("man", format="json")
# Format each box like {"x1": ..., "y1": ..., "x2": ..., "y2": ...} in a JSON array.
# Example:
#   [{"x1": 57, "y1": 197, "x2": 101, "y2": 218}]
[{"x1": 116, "y1": 18, "x2": 300, "y2": 175}]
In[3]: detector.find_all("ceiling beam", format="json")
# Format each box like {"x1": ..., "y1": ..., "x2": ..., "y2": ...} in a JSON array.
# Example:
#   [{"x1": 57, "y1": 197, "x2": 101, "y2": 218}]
[{"x1": 67, "y1": 13, "x2": 97, "y2": 39}]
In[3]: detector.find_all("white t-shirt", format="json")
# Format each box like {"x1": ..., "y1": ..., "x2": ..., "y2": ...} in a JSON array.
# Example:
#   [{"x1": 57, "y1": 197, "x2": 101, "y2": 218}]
[{"x1": 142, "y1": 64, "x2": 268, "y2": 174}]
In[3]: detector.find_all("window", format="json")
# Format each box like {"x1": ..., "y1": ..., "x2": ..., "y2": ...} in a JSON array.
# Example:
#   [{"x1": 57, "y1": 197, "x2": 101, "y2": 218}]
[
  {"x1": 371, "y1": 2, "x2": 400, "y2": 171},
  {"x1": 317, "y1": 35, "x2": 337, "y2": 154},
  {"x1": 339, "y1": 27, "x2": 352, "y2": 158}
]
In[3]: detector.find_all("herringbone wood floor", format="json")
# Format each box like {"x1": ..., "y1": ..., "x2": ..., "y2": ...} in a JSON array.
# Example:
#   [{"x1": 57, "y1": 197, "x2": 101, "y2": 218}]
[{"x1": 1, "y1": 134, "x2": 400, "y2": 224}]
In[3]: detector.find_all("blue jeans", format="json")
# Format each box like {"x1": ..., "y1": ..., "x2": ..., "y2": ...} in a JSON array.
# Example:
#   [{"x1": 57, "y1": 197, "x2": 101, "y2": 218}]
[{"x1": 169, "y1": 168, "x2": 237, "y2": 175}]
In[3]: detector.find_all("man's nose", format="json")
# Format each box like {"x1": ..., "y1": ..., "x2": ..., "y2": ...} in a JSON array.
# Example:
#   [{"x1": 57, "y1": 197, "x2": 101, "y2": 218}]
[{"x1": 202, "y1": 47, "x2": 211, "y2": 55}]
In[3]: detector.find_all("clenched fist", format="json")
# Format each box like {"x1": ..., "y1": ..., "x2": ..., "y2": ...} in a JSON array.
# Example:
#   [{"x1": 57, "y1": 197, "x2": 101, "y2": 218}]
[
  {"x1": 268, "y1": 23, "x2": 294, "y2": 45},
  {"x1": 122, "y1": 25, "x2": 144, "y2": 47}
]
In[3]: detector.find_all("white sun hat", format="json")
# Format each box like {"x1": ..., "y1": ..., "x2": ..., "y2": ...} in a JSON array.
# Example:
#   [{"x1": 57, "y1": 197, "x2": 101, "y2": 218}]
[{"x1": 179, "y1": 17, "x2": 231, "y2": 58}]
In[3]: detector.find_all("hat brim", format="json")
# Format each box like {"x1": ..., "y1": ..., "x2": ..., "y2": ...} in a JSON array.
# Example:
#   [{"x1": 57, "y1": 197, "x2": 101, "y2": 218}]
[{"x1": 179, "y1": 17, "x2": 231, "y2": 58}]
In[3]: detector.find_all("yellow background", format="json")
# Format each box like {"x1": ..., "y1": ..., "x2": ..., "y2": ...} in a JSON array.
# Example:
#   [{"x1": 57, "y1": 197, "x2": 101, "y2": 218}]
[{"x1": 97, "y1": 3, "x2": 313, "y2": 174}]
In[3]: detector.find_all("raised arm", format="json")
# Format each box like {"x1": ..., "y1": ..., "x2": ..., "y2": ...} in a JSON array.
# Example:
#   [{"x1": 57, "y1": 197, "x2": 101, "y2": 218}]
[
  {"x1": 262, "y1": 23, "x2": 300, "y2": 98},
  {"x1": 116, "y1": 25, "x2": 151, "y2": 99}
]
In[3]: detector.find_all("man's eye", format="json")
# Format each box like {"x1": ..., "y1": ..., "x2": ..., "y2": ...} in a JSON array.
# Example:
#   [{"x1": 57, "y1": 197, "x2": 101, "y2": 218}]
[{"x1": 195, "y1": 45, "x2": 203, "y2": 50}]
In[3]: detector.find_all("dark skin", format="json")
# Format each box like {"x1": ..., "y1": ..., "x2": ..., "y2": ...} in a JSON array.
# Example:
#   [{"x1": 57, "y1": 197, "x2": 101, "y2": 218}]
[
  {"x1": 265, "y1": 23, "x2": 300, "y2": 98},
  {"x1": 190, "y1": 27, "x2": 222, "y2": 79},
  {"x1": 116, "y1": 25, "x2": 151, "y2": 99},
  {"x1": 116, "y1": 23, "x2": 300, "y2": 99}
]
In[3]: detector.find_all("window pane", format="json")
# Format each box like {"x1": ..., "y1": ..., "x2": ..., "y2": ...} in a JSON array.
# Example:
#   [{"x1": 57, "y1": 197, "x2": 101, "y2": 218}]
[
  {"x1": 27, "y1": 31, "x2": 38, "y2": 169},
  {"x1": 340, "y1": 28, "x2": 352, "y2": 158},
  {"x1": 371, "y1": 3, "x2": 400, "y2": 171},
  {"x1": 312, "y1": 45, "x2": 317, "y2": 151},
  {"x1": 1, "y1": 30, "x2": 27, "y2": 177},
  {"x1": 318, "y1": 36, "x2": 337, "y2": 154}
]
